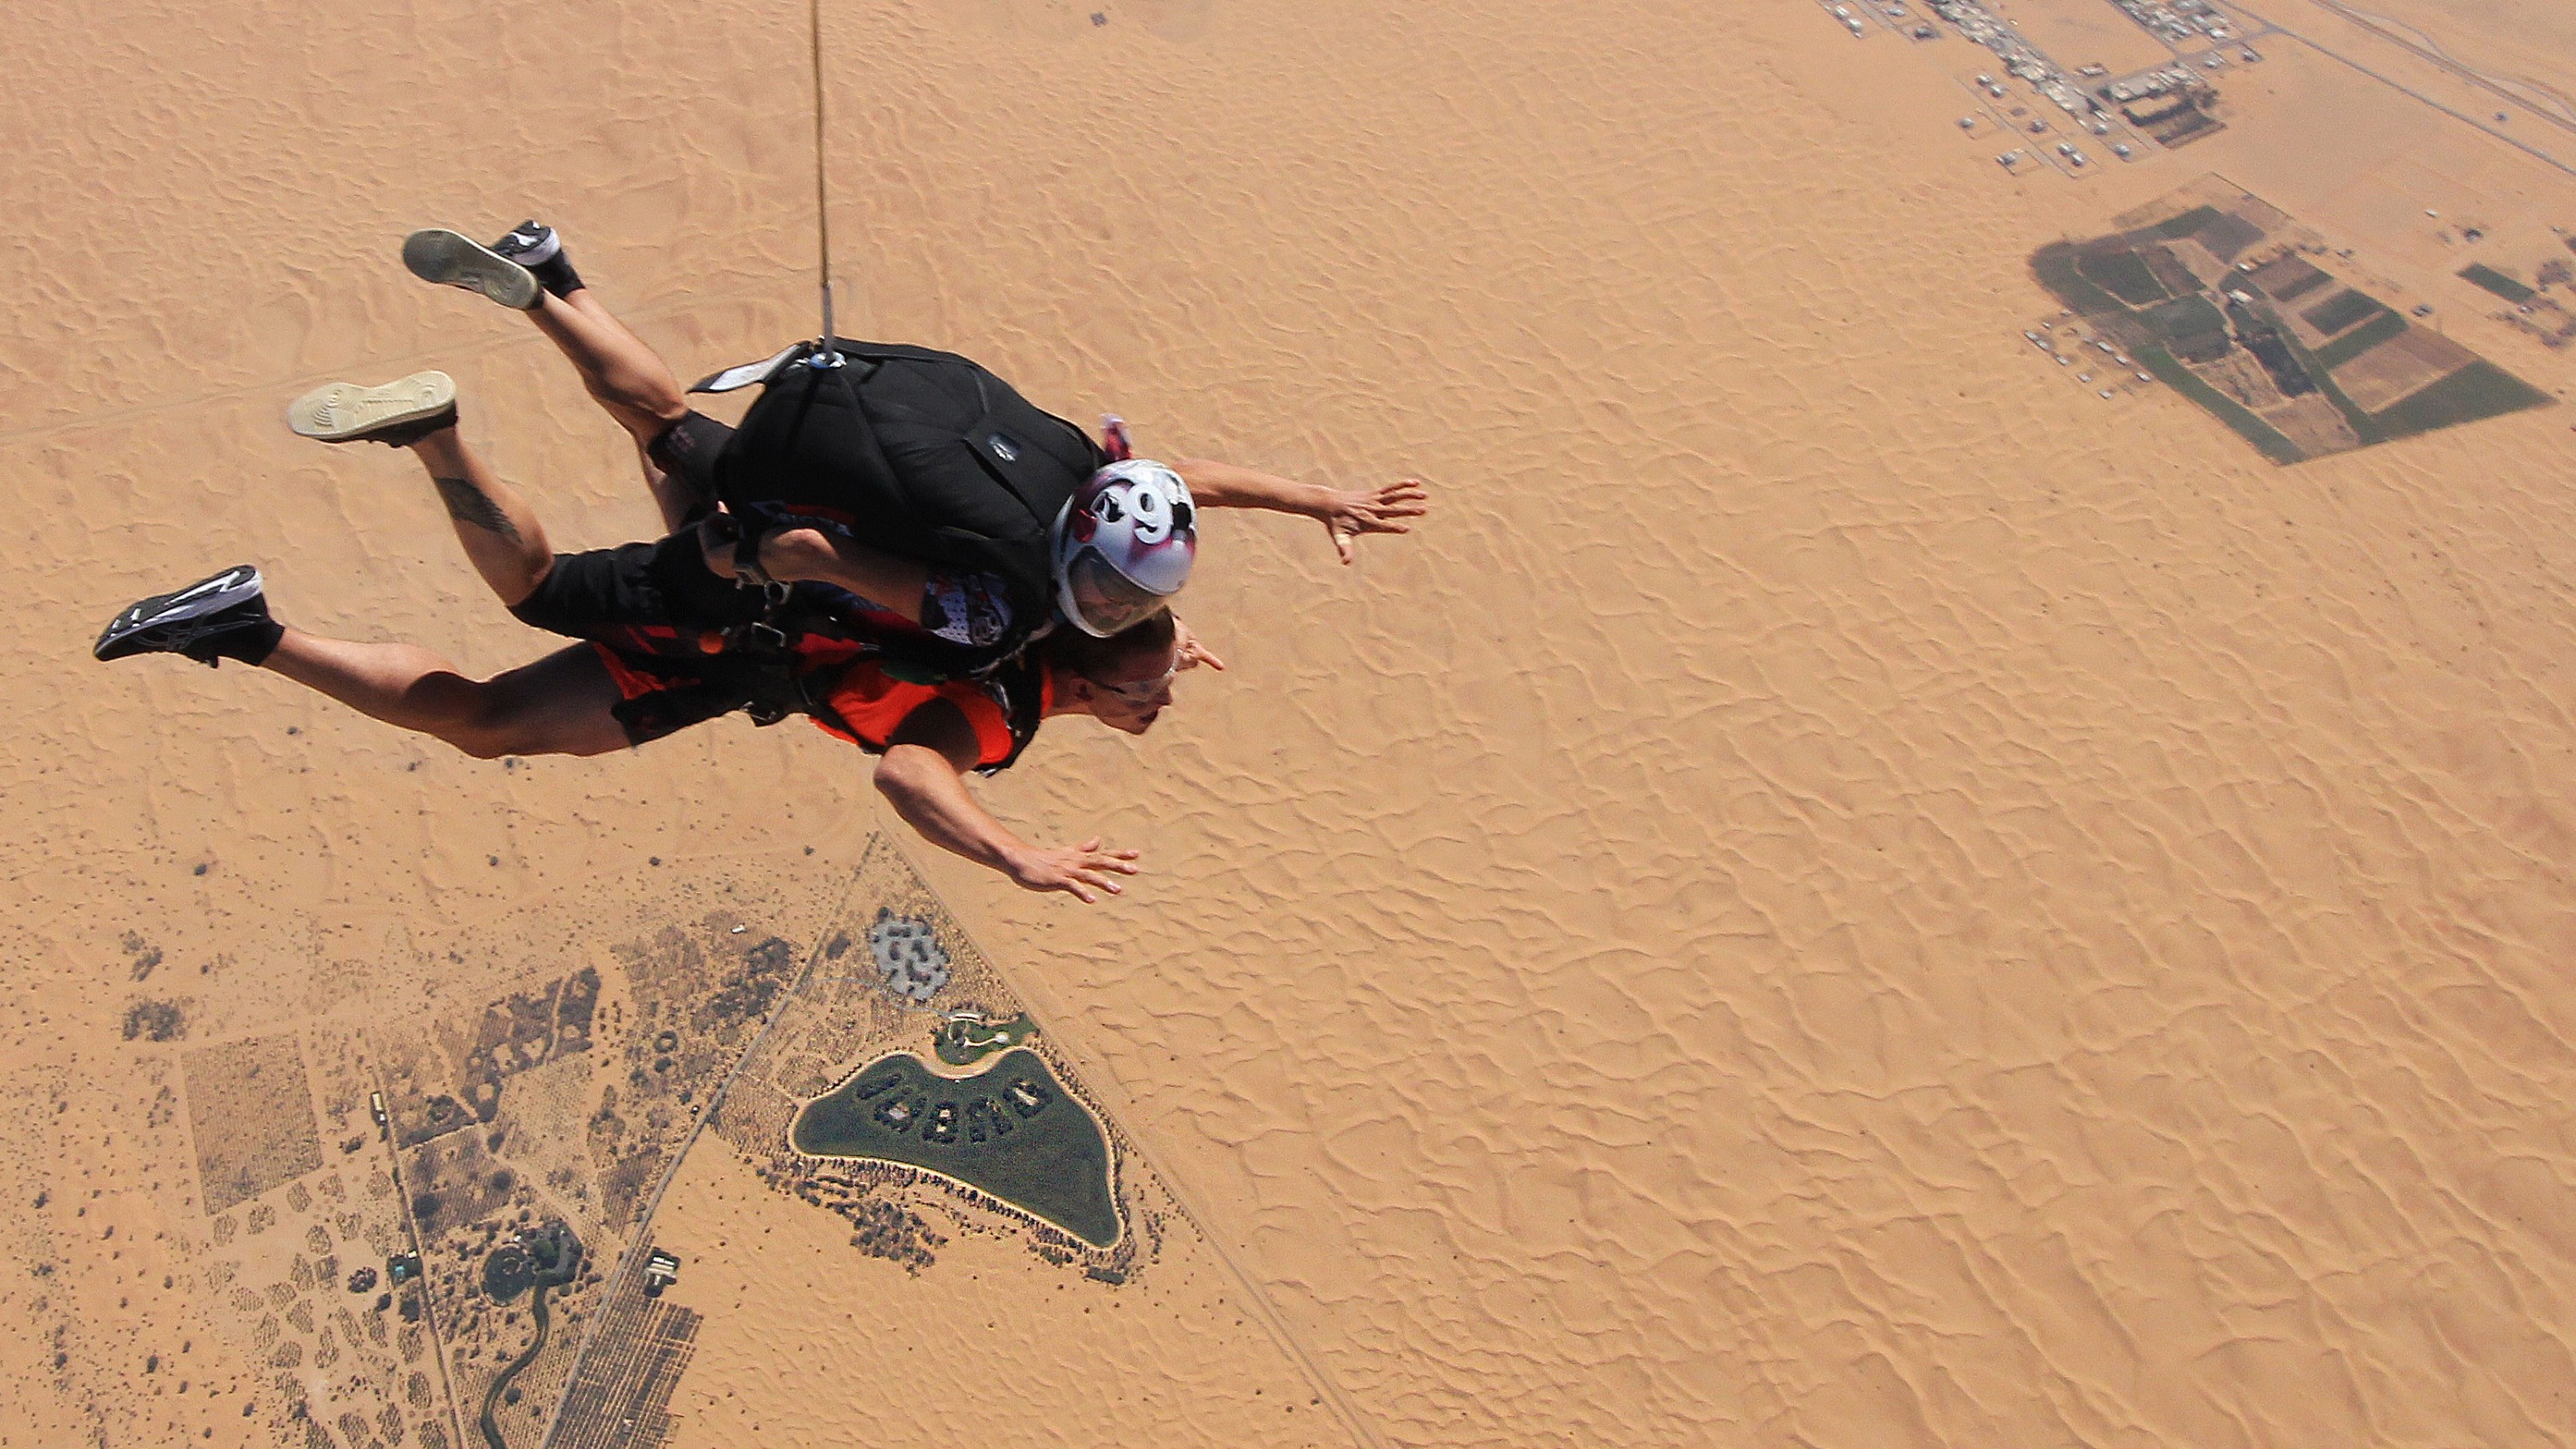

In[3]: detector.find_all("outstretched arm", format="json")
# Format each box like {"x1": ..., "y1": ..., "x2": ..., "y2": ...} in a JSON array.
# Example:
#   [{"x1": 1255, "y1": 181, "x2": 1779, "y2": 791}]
[
  {"x1": 872, "y1": 702, "x2": 1140, "y2": 904},
  {"x1": 1174, "y1": 458, "x2": 1429, "y2": 565}
]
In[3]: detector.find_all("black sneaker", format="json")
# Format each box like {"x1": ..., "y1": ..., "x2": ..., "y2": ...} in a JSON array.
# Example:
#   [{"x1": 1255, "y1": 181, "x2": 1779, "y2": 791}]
[
  {"x1": 285, "y1": 371, "x2": 458, "y2": 446},
  {"x1": 490, "y1": 220, "x2": 586, "y2": 300},
  {"x1": 94, "y1": 566, "x2": 279, "y2": 667},
  {"x1": 402, "y1": 227, "x2": 541, "y2": 310}
]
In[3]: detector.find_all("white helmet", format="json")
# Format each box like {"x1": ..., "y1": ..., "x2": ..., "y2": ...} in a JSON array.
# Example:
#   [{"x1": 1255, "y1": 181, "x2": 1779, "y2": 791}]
[{"x1": 1052, "y1": 458, "x2": 1196, "y2": 637}]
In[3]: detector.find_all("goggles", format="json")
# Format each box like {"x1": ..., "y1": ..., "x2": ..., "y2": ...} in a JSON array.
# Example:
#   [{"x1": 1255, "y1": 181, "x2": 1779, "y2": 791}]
[{"x1": 1095, "y1": 653, "x2": 1181, "y2": 705}]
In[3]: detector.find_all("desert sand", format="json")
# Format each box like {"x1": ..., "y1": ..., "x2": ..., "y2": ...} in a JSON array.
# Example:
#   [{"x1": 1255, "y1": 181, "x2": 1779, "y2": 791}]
[{"x1": 5, "y1": 0, "x2": 2576, "y2": 1446}]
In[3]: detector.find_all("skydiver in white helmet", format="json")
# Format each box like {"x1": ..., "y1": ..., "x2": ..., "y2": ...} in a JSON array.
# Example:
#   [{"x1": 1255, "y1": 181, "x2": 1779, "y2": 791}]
[{"x1": 400, "y1": 221, "x2": 1427, "y2": 651}]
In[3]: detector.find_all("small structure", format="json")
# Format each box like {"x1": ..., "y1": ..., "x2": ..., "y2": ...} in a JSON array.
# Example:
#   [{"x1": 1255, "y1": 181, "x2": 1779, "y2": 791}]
[
  {"x1": 387, "y1": 1252, "x2": 422, "y2": 1284},
  {"x1": 368, "y1": 1092, "x2": 387, "y2": 1133},
  {"x1": 644, "y1": 1248, "x2": 682, "y2": 1297}
]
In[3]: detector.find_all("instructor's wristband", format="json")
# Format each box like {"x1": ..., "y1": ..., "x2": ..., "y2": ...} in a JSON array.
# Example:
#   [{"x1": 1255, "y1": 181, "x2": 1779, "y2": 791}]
[{"x1": 700, "y1": 512, "x2": 776, "y2": 588}]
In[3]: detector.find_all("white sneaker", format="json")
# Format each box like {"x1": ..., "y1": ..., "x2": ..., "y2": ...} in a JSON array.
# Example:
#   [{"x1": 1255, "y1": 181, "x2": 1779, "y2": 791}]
[
  {"x1": 402, "y1": 228, "x2": 541, "y2": 310},
  {"x1": 286, "y1": 371, "x2": 458, "y2": 445}
]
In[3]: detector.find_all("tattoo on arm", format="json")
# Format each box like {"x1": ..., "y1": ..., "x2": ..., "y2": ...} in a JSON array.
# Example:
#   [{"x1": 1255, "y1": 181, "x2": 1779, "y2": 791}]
[{"x1": 433, "y1": 476, "x2": 524, "y2": 543}]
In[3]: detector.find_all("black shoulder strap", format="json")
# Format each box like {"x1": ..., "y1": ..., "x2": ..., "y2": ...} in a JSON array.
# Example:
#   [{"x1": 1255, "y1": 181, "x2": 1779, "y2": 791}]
[
  {"x1": 979, "y1": 656, "x2": 1050, "y2": 773},
  {"x1": 689, "y1": 343, "x2": 808, "y2": 395}
]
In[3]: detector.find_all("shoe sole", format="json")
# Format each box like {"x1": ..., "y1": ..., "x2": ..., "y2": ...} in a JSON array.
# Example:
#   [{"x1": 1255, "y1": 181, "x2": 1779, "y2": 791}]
[
  {"x1": 286, "y1": 371, "x2": 457, "y2": 444},
  {"x1": 95, "y1": 565, "x2": 264, "y2": 661},
  {"x1": 403, "y1": 228, "x2": 541, "y2": 310}
]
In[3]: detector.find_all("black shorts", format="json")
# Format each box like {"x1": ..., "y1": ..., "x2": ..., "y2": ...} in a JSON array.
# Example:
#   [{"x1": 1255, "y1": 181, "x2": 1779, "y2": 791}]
[
  {"x1": 585, "y1": 642, "x2": 799, "y2": 747},
  {"x1": 509, "y1": 532, "x2": 789, "y2": 747},
  {"x1": 647, "y1": 410, "x2": 733, "y2": 518},
  {"x1": 507, "y1": 533, "x2": 762, "y2": 645}
]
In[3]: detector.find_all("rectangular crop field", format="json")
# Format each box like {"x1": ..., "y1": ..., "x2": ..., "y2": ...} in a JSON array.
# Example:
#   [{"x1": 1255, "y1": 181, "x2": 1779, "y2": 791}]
[
  {"x1": 2076, "y1": 249, "x2": 2168, "y2": 306},
  {"x1": 2248, "y1": 255, "x2": 2330, "y2": 301},
  {"x1": 2195, "y1": 212, "x2": 2265, "y2": 262},
  {"x1": 2032, "y1": 243, "x2": 2130, "y2": 316},
  {"x1": 2127, "y1": 205, "x2": 2221, "y2": 244},
  {"x1": 2312, "y1": 310, "x2": 2409, "y2": 372},
  {"x1": 2372, "y1": 360, "x2": 2553, "y2": 440},
  {"x1": 2459, "y1": 263, "x2": 2537, "y2": 303},
  {"x1": 2142, "y1": 244, "x2": 2207, "y2": 298},
  {"x1": 2301, "y1": 289, "x2": 2387, "y2": 336},
  {"x1": 2335, "y1": 327, "x2": 2476, "y2": 412},
  {"x1": 186, "y1": 1034, "x2": 323, "y2": 1215}
]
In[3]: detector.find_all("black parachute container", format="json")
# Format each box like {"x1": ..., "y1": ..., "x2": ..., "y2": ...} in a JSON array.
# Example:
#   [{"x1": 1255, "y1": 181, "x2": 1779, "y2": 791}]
[{"x1": 698, "y1": 338, "x2": 1106, "y2": 669}]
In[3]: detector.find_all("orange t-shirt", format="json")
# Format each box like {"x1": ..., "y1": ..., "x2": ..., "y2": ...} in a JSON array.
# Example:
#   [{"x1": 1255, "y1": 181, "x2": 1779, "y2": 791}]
[
  {"x1": 802, "y1": 640, "x2": 1051, "y2": 769},
  {"x1": 587, "y1": 632, "x2": 1048, "y2": 769}
]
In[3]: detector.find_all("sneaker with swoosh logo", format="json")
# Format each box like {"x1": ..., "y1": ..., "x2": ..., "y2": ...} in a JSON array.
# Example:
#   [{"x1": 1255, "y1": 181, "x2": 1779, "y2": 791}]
[{"x1": 402, "y1": 227, "x2": 541, "y2": 310}]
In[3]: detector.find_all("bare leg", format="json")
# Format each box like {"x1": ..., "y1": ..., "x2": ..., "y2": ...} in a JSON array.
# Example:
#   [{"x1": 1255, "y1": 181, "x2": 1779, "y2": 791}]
[
  {"x1": 525, "y1": 289, "x2": 708, "y2": 530},
  {"x1": 629, "y1": 433, "x2": 704, "y2": 537},
  {"x1": 404, "y1": 425, "x2": 555, "y2": 607},
  {"x1": 526, "y1": 289, "x2": 689, "y2": 447},
  {"x1": 261, "y1": 630, "x2": 631, "y2": 758}
]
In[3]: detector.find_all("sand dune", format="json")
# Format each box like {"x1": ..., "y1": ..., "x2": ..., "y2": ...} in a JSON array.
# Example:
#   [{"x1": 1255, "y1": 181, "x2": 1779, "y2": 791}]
[{"x1": 4, "y1": 1, "x2": 2576, "y2": 1446}]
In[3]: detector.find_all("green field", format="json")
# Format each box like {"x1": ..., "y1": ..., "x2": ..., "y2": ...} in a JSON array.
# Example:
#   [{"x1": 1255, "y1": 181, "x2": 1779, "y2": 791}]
[
  {"x1": 2266, "y1": 268, "x2": 2331, "y2": 303},
  {"x1": 791, "y1": 1048, "x2": 1117, "y2": 1246},
  {"x1": 2032, "y1": 243, "x2": 2130, "y2": 317},
  {"x1": 2135, "y1": 343, "x2": 2306, "y2": 464},
  {"x1": 2144, "y1": 294, "x2": 2226, "y2": 340},
  {"x1": 2372, "y1": 360, "x2": 2554, "y2": 440},
  {"x1": 2076, "y1": 249, "x2": 2169, "y2": 306},
  {"x1": 2128, "y1": 205, "x2": 2221, "y2": 244},
  {"x1": 2458, "y1": 263, "x2": 2537, "y2": 304},
  {"x1": 934, "y1": 1011, "x2": 1036, "y2": 1066},
  {"x1": 2028, "y1": 193, "x2": 2549, "y2": 464},
  {"x1": 2142, "y1": 294, "x2": 2229, "y2": 361},
  {"x1": 2301, "y1": 288, "x2": 2385, "y2": 336},
  {"x1": 2312, "y1": 310, "x2": 2409, "y2": 372}
]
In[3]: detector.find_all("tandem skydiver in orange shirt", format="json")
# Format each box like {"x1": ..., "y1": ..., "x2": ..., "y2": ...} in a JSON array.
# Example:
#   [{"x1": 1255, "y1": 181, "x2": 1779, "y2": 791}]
[{"x1": 91, "y1": 380, "x2": 1218, "y2": 906}]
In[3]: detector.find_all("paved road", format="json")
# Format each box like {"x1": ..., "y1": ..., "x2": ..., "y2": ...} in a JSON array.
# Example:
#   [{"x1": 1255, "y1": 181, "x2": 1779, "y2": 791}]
[{"x1": 2225, "y1": 0, "x2": 2576, "y2": 180}]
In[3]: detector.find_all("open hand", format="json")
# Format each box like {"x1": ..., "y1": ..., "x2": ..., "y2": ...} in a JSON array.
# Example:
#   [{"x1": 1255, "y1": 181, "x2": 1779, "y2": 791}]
[
  {"x1": 1319, "y1": 478, "x2": 1430, "y2": 564},
  {"x1": 1006, "y1": 837, "x2": 1141, "y2": 904}
]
